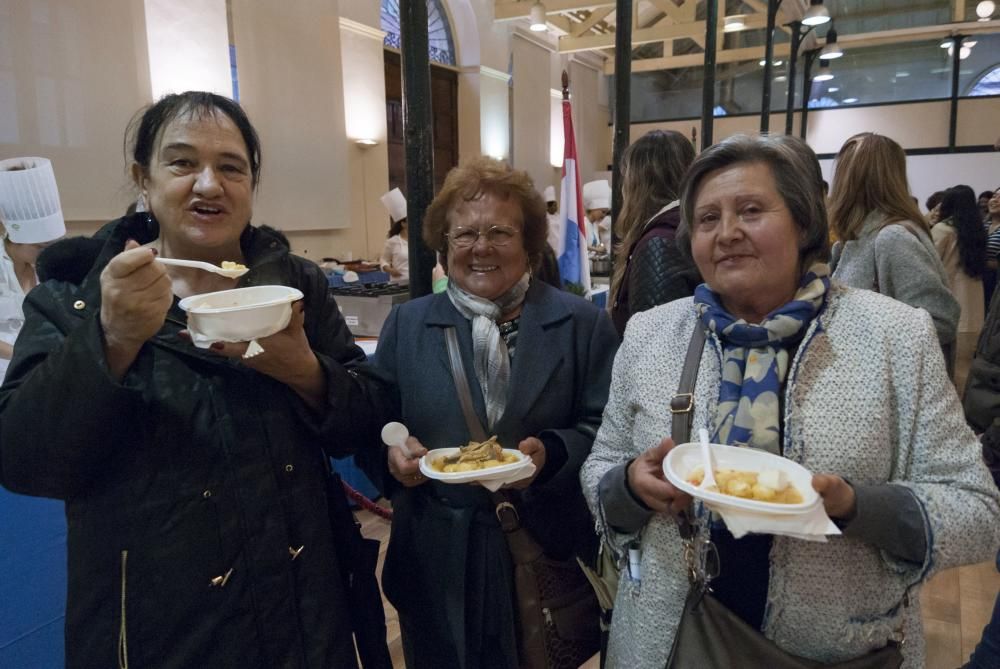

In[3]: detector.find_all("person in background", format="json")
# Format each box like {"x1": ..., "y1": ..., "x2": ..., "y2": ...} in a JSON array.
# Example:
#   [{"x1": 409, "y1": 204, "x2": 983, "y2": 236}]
[
  {"x1": 983, "y1": 187, "x2": 1000, "y2": 309},
  {"x1": 981, "y1": 190, "x2": 995, "y2": 221},
  {"x1": 828, "y1": 132, "x2": 959, "y2": 371},
  {"x1": 583, "y1": 179, "x2": 612, "y2": 252},
  {"x1": 379, "y1": 187, "x2": 409, "y2": 283},
  {"x1": 963, "y1": 277, "x2": 1000, "y2": 669},
  {"x1": 0, "y1": 158, "x2": 66, "y2": 382},
  {"x1": 609, "y1": 129, "x2": 698, "y2": 338},
  {"x1": 0, "y1": 91, "x2": 390, "y2": 668},
  {"x1": 371, "y1": 157, "x2": 617, "y2": 668},
  {"x1": 933, "y1": 185, "x2": 987, "y2": 374},
  {"x1": 926, "y1": 190, "x2": 946, "y2": 227},
  {"x1": 582, "y1": 133, "x2": 1000, "y2": 668},
  {"x1": 544, "y1": 185, "x2": 560, "y2": 253}
]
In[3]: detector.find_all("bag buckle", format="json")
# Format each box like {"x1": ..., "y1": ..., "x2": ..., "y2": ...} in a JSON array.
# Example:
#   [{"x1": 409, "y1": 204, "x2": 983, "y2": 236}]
[
  {"x1": 670, "y1": 393, "x2": 694, "y2": 414},
  {"x1": 495, "y1": 500, "x2": 520, "y2": 531}
]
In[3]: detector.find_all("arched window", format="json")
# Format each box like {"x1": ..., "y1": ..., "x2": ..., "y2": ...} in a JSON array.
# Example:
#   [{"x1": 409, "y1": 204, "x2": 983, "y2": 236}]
[
  {"x1": 380, "y1": 0, "x2": 456, "y2": 66},
  {"x1": 969, "y1": 65, "x2": 1000, "y2": 96}
]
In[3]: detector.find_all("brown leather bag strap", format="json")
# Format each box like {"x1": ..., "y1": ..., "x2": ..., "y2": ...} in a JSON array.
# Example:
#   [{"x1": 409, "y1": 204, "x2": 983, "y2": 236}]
[
  {"x1": 670, "y1": 325, "x2": 707, "y2": 446},
  {"x1": 443, "y1": 326, "x2": 488, "y2": 443}
]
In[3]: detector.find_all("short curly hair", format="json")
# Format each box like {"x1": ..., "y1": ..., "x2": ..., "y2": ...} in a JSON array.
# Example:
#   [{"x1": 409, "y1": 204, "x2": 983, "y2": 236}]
[{"x1": 423, "y1": 157, "x2": 548, "y2": 271}]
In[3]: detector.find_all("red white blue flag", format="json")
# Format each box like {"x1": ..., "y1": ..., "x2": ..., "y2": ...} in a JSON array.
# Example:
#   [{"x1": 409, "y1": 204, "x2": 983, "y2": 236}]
[{"x1": 556, "y1": 98, "x2": 590, "y2": 295}]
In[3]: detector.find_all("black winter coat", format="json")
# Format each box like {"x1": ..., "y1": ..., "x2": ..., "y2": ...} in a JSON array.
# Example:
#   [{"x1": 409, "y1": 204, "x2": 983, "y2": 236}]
[{"x1": 0, "y1": 214, "x2": 388, "y2": 668}]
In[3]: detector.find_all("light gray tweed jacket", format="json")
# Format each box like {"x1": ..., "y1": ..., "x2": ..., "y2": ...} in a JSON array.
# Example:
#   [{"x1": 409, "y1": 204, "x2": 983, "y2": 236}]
[
  {"x1": 831, "y1": 212, "x2": 959, "y2": 347},
  {"x1": 581, "y1": 284, "x2": 1000, "y2": 669}
]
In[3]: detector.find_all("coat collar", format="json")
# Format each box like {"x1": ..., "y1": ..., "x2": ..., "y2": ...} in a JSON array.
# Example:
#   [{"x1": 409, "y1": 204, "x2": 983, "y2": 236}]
[{"x1": 423, "y1": 280, "x2": 573, "y2": 432}]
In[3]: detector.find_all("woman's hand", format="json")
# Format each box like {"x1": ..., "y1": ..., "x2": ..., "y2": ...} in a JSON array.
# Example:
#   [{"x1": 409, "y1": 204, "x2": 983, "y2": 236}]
[
  {"x1": 505, "y1": 437, "x2": 547, "y2": 489},
  {"x1": 199, "y1": 302, "x2": 327, "y2": 408},
  {"x1": 100, "y1": 240, "x2": 173, "y2": 379},
  {"x1": 627, "y1": 438, "x2": 692, "y2": 516},
  {"x1": 387, "y1": 267, "x2": 403, "y2": 279},
  {"x1": 812, "y1": 474, "x2": 857, "y2": 520},
  {"x1": 388, "y1": 436, "x2": 429, "y2": 487}
]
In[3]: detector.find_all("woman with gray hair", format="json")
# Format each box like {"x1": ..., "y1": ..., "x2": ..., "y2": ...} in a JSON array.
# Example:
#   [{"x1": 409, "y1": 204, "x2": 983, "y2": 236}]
[{"x1": 581, "y1": 133, "x2": 1000, "y2": 668}]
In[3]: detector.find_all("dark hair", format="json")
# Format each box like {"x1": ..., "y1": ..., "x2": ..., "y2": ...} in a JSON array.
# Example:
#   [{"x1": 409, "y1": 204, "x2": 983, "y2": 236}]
[
  {"x1": 677, "y1": 134, "x2": 830, "y2": 274},
  {"x1": 926, "y1": 190, "x2": 946, "y2": 212},
  {"x1": 981, "y1": 191, "x2": 995, "y2": 202},
  {"x1": 423, "y1": 157, "x2": 548, "y2": 272},
  {"x1": 388, "y1": 217, "x2": 406, "y2": 237},
  {"x1": 610, "y1": 130, "x2": 696, "y2": 300},
  {"x1": 940, "y1": 185, "x2": 987, "y2": 278},
  {"x1": 125, "y1": 91, "x2": 262, "y2": 188}
]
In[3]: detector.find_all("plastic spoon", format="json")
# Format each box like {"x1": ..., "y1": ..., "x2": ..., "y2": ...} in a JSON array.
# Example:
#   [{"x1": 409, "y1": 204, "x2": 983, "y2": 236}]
[
  {"x1": 698, "y1": 428, "x2": 718, "y2": 491},
  {"x1": 156, "y1": 257, "x2": 249, "y2": 278},
  {"x1": 381, "y1": 422, "x2": 412, "y2": 457}
]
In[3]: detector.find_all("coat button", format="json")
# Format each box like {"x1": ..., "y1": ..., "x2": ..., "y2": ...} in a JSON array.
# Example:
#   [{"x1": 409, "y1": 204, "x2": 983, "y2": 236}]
[
  {"x1": 202, "y1": 490, "x2": 212, "y2": 498},
  {"x1": 289, "y1": 545, "x2": 305, "y2": 560},
  {"x1": 73, "y1": 300, "x2": 85, "y2": 310},
  {"x1": 284, "y1": 464, "x2": 294, "y2": 473},
  {"x1": 209, "y1": 567, "x2": 234, "y2": 588}
]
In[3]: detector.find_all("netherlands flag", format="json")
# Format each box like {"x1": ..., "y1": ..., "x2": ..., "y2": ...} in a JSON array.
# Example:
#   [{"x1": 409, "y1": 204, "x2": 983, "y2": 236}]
[{"x1": 556, "y1": 97, "x2": 591, "y2": 296}]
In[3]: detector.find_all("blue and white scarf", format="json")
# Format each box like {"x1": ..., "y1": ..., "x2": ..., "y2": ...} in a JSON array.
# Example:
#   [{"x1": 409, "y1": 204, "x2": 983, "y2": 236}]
[{"x1": 694, "y1": 264, "x2": 830, "y2": 454}]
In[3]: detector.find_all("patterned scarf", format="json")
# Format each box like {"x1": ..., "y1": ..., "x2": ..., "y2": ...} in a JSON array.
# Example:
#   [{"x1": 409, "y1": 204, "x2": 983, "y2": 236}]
[
  {"x1": 447, "y1": 273, "x2": 530, "y2": 430},
  {"x1": 694, "y1": 264, "x2": 830, "y2": 454}
]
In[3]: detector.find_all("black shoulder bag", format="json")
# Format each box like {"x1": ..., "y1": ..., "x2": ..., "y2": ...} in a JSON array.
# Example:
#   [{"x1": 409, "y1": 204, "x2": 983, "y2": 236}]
[
  {"x1": 443, "y1": 327, "x2": 601, "y2": 669},
  {"x1": 665, "y1": 327, "x2": 903, "y2": 669}
]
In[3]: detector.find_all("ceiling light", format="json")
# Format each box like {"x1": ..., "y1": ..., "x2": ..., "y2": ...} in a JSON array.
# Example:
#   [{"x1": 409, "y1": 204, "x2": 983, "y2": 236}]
[
  {"x1": 819, "y1": 24, "x2": 843, "y2": 59},
  {"x1": 843, "y1": 97, "x2": 858, "y2": 103},
  {"x1": 760, "y1": 59, "x2": 767, "y2": 66},
  {"x1": 813, "y1": 60, "x2": 834, "y2": 81},
  {"x1": 529, "y1": 2, "x2": 547, "y2": 31},
  {"x1": 966, "y1": 40, "x2": 978, "y2": 47},
  {"x1": 977, "y1": 1, "x2": 996, "y2": 19},
  {"x1": 940, "y1": 39, "x2": 953, "y2": 48},
  {"x1": 724, "y1": 15, "x2": 746, "y2": 32},
  {"x1": 960, "y1": 45, "x2": 972, "y2": 59},
  {"x1": 775, "y1": 75, "x2": 787, "y2": 82},
  {"x1": 896, "y1": 71, "x2": 910, "y2": 77},
  {"x1": 802, "y1": 0, "x2": 831, "y2": 26},
  {"x1": 828, "y1": 86, "x2": 839, "y2": 92}
]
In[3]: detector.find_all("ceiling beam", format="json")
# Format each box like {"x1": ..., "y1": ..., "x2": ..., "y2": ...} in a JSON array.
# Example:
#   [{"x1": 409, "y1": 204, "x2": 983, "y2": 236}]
[
  {"x1": 570, "y1": 6, "x2": 614, "y2": 37},
  {"x1": 605, "y1": 18, "x2": 1000, "y2": 73},
  {"x1": 494, "y1": 0, "x2": 616, "y2": 21},
  {"x1": 953, "y1": 0, "x2": 967, "y2": 22},
  {"x1": 559, "y1": 10, "x2": 776, "y2": 52}
]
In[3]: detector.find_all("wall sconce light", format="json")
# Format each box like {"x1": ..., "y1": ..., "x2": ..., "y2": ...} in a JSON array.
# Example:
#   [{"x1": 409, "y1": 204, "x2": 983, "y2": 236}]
[
  {"x1": 355, "y1": 138, "x2": 378, "y2": 147},
  {"x1": 723, "y1": 15, "x2": 746, "y2": 32},
  {"x1": 802, "y1": 0, "x2": 831, "y2": 27},
  {"x1": 529, "y1": 2, "x2": 547, "y2": 32}
]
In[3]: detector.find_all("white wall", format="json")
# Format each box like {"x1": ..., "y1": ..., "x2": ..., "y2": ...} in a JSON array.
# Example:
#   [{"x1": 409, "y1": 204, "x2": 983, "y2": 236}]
[
  {"x1": 512, "y1": 31, "x2": 553, "y2": 191},
  {"x1": 143, "y1": 0, "x2": 231, "y2": 100}
]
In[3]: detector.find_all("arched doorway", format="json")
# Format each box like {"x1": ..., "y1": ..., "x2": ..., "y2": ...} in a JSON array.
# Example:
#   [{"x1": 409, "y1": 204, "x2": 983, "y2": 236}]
[{"x1": 381, "y1": 0, "x2": 460, "y2": 195}]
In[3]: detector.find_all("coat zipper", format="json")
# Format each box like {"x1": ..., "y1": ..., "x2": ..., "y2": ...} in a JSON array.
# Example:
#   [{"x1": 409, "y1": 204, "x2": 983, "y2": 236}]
[{"x1": 118, "y1": 550, "x2": 129, "y2": 669}]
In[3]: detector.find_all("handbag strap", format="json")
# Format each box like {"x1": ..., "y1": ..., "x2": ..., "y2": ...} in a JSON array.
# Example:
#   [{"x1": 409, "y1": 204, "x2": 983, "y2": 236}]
[
  {"x1": 442, "y1": 327, "x2": 523, "y2": 532},
  {"x1": 673, "y1": 325, "x2": 707, "y2": 541},
  {"x1": 443, "y1": 326, "x2": 488, "y2": 443}
]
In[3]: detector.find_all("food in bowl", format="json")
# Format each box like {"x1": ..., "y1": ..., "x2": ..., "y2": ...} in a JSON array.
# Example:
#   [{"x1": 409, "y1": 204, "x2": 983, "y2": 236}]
[
  {"x1": 178, "y1": 285, "x2": 304, "y2": 347},
  {"x1": 687, "y1": 466, "x2": 803, "y2": 504},
  {"x1": 432, "y1": 436, "x2": 520, "y2": 473},
  {"x1": 221, "y1": 261, "x2": 247, "y2": 271}
]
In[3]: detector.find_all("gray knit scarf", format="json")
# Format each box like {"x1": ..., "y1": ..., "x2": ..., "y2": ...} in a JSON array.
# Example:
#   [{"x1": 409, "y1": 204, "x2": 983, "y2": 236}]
[{"x1": 446, "y1": 273, "x2": 530, "y2": 430}]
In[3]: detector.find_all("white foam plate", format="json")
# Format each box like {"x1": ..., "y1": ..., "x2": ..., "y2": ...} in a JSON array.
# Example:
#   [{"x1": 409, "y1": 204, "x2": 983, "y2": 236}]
[
  {"x1": 419, "y1": 447, "x2": 531, "y2": 484},
  {"x1": 663, "y1": 442, "x2": 821, "y2": 515}
]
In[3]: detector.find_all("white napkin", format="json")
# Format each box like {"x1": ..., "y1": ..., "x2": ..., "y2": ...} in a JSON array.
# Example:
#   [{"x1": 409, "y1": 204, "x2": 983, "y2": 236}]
[
  {"x1": 477, "y1": 462, "x2": 536, "y2": 492},
  {"x1": 712, "y1": 502, "x2": 841, "y2": 542}
]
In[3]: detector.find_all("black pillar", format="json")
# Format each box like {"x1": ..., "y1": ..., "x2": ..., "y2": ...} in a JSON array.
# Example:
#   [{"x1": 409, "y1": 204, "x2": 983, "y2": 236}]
[
  {"x1": 611, "y1": 0, "x2": 632, "y2": 257},
  {"x1": 400, "y1": 0, "x2": 436, "y2": 298},
  {"x1": 948, "y1": 35, "x2": 964, "y2": 152},
  {"x1": 784, "y1": 21, "x2": 802, "y2": 136},
  {"x1": 760, "y1": 0, "x2": 781, "y2": 132},
  {"x1": 701, "y1": 0, "x2": 718, "y2": 149},
  {"x1": 800, "y1": 49, "x2": 817, "y2": 141}
]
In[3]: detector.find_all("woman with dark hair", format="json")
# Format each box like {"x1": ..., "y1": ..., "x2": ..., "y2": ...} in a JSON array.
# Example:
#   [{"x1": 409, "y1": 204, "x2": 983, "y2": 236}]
[
  {"x1": 933, "y1": 185, "x2": 986, "y2": 368},
  {"x1": 926, "y1": 190, "x2": 946, "y2": 226},
  {"x1": 609, "y1": 130, "x2": 698, "y2": 338},
  {"x1": 0, "y1": 92, "x2": 389, "y2": 668},
  {"x1": 379, "y1": 187, "x2": 409, "y2": 283},
  {"x1": 372, "y1": 156, "x2": 617, "y2": 668}
]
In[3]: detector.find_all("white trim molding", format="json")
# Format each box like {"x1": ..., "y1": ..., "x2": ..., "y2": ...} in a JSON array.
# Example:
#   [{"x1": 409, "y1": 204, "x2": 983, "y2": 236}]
[
  {"x1": 338, "y1": 17, "x2": 386, "y2": 41},
  {"x1": 512, "y1": 26, "x2": 557, "y2": 52},
  {"x1": 480, "y1": 65, "x2": 512, "y2": 83}
]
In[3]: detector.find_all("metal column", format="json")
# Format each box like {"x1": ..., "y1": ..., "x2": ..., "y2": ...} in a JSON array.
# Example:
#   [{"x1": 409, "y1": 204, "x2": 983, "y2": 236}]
[
  {"x1": 701, "y1": 0, "x2": 718, "y2": 149},
  {"x1": 948, "y1": 35, "x2": 964, "y2": 152},
  {"x1": 760, "y1": 0, "x2": 781, "y2": 132},
  {"x1": 784, "y1": 22, "x2": 803, "y2": 136},
  {"x1": 611, "y1": 0, "x2": 633, "y2": 256},
  {"x1": 400, "y1": 0, "x2": 436, "y2": 298},
  {"x1": 800, "y1": 49, "x2": 818, "y2": 141}
]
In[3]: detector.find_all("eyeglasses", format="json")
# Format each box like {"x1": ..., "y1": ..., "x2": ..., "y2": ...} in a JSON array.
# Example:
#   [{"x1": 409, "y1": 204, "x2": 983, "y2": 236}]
[{"x1": 446, "y1": 225, "x2": 519, "y2": 248}]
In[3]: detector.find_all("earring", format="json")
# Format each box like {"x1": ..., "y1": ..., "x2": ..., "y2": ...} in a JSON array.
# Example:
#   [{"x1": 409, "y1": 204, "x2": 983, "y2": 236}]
[{"x1": 136, "y1": 192, "x2": 147, "y2": 213}]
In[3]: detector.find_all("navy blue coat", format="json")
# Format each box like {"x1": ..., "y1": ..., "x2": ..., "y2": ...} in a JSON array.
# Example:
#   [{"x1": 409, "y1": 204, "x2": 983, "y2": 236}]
[{"x1": 371, "y1": 280, "x2": 618, "y2": 669}]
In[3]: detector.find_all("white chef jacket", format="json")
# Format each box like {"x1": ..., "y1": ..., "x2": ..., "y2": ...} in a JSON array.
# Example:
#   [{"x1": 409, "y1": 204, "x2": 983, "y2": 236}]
[{"x1": 0, "y1": 242, "x2": 32, "y2": 382}]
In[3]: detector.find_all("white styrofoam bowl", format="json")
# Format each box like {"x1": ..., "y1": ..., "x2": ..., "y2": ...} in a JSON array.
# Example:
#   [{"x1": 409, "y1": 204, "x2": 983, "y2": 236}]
[
  {"x1": 179, "y1": 285, "x2": 304, "y2": 347},
  {"x1": 663, "y1": 442, "x2": 821, "y2": 515}
]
